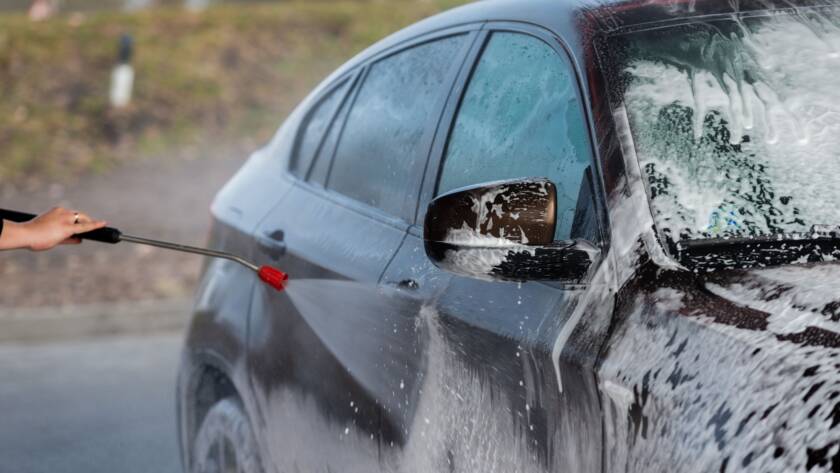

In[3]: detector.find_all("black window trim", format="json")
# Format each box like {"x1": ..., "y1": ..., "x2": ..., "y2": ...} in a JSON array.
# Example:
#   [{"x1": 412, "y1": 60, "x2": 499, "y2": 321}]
[
  {"x1": 288, "y1": 72, "x2": 357, "y2": 182},
  {"x1": 417, "y1": 21, "x2": 612, "y2": 256}
]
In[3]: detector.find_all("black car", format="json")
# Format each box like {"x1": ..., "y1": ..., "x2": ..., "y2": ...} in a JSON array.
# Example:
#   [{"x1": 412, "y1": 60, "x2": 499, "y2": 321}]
[{"x1": 177, "y1": 0, "x2": 840, "y2": 471}]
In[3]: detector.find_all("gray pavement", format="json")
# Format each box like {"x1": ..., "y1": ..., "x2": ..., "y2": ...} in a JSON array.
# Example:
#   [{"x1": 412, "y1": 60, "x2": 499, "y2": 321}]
[{"x1": 0, "y1": 333, "x2": 183, "y2": 473}]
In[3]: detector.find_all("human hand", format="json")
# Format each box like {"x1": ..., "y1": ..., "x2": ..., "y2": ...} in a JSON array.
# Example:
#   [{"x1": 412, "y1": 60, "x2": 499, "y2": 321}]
[{"x1": 6, "y1": 207, "x2": 107, "y2": 251}]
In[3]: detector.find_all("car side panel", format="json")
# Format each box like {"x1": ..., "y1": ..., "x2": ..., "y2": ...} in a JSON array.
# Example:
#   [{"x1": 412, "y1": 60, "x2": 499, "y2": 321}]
[
  {"x1": 177, "y1": 143, "x2": 296, "y2": 471},
  {"x1": 376, "y1": 230, "x2": 609, "y2": 473},
  {"x1": 246, "y1": 183, "x2": 408, "y2": 472},
  {"x1": 599, "y1": 269, "x2": 840, "y2": 473}
]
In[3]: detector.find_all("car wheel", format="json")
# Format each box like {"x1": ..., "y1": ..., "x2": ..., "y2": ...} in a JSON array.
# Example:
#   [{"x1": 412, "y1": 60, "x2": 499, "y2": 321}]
[{"x1": 192, "y1": 397, "x2": 264, "y2": 473}]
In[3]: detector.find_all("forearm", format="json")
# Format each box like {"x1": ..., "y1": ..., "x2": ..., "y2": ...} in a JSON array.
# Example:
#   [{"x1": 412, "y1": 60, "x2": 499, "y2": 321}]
[{"x1": 0, "y1": 220, "x2": 31, "y2": 250}]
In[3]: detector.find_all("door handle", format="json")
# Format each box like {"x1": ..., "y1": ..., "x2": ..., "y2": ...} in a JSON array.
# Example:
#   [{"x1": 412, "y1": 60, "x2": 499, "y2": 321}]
[
  {"x1": 388, "y1": 279, "x2": 419, "y2": 290},
  {"x1": 256, "y1": 229, "x2": 286, "y2": 259}
]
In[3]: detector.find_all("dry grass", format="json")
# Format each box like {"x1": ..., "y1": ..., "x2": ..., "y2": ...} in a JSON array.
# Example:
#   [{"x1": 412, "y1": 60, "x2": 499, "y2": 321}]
[{"x1": 0, "y1": 0, "x2": 469, "y2": 183}]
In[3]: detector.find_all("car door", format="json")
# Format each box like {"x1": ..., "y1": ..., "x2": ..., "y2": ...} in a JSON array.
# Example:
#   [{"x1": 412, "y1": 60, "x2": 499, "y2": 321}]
[
  {"x1": 246, "y1": 30, "x2": 475, "y2": 473},
  {"x1": 379, "y1": 25, "x2": 613, "y2": 472}
]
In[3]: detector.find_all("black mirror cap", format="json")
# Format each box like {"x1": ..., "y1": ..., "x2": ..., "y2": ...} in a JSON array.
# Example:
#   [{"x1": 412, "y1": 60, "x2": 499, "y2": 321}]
[
  {"x1": 424, "y1": 178, "x2": 557, "y2": 246},
  {"x1": 424, "y1": 239, "x2": 597, "y2": 282}
]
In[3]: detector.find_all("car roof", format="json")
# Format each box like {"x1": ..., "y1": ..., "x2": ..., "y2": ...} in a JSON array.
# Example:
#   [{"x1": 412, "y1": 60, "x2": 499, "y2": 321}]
[
  {"x1": 334, "y1": 0, "x2": 591, "y2": 75},
  {"x1": 315, "y1": 0, "x2": 838, "y2": 100},
  {"x1": 349, "y1": 0, "x2": 837, "y2": 61}
]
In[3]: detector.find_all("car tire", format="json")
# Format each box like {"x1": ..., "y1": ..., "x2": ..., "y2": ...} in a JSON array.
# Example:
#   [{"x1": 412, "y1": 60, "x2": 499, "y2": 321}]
[{"x1": 192, "y1": 397, "x2": 264, "y2": 473}]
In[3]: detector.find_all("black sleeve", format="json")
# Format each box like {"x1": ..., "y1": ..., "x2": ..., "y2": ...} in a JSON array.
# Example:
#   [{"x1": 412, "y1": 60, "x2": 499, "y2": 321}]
[{"x1": 0, "y1": 217, "x2": 4, "y2": 238}]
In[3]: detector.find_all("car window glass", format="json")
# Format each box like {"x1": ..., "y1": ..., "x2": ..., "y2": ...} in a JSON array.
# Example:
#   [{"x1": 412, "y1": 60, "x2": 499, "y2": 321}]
[
  {"x1": 291, "y1": 79, "x2": 350, "y2": 179},
  {"x1": 437, "y1": 32, "x2": 594, "y2": 241},
  {"x1": 328, "y1": 35, "x2": 466, "y2": 221}
]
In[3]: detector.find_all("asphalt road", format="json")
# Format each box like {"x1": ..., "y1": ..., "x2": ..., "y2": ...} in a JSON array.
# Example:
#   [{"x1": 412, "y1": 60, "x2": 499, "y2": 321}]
[{"x1": 0, "y1": 333, "x2": 183, "y2": 473}]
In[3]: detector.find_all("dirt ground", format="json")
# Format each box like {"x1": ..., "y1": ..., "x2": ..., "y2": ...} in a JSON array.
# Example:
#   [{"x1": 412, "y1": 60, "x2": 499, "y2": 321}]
[{"x1": 0, "y1": 145, "x2": 250, "y2": 308}]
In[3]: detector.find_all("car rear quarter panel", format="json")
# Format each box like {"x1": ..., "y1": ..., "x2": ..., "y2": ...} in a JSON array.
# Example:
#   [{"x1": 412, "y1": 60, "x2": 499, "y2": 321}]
[{"x1": 178, "y1": 119, "x2": 299, "y2": 468}]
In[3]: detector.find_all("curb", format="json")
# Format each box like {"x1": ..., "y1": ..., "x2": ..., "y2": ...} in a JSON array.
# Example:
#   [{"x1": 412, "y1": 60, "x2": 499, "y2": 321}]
[{"x1": 0, "y1": 298, "x2": 193, "y2": 343}]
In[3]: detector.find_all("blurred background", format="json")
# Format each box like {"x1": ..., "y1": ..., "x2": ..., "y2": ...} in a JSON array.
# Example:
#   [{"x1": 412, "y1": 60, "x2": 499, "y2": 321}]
[{"x1": 0, "y1": 1, "x2": 463, "y2": 471}]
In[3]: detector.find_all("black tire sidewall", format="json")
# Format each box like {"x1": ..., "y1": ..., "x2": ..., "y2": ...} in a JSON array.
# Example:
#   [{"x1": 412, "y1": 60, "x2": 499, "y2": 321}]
[{"x1": 191, "y1": 397, "x2": 264, "y2": 473}]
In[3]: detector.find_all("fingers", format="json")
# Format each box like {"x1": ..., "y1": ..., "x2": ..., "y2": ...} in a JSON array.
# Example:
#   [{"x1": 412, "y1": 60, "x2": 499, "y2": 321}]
[
  {"x1": 60, "y1": 208, "x2": 106, "y2": 232},
  {"x1": 68, "y1": 211, "x2": 105, "y2": 229},
  {"x1": 72, "y1": 219, "x2": 107, "y2": 234},
  {"x1": 61, "y1": 237, "x2": 82, "y2": 245},
  {"x1": 43, "y1": 207, "x2": 78, "y2": 226}
]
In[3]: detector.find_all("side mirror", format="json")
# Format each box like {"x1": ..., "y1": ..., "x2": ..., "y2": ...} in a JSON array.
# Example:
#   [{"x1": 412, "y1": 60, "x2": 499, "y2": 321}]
[{"x1": 423, "y1": 178, "x2": 597, "y2": 282}]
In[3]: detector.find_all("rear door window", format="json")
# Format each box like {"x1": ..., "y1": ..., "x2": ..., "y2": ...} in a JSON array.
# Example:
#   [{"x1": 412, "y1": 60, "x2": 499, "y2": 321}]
[
  {"x1": 291, "y1": 79, "x2": 351, "y2": 179},
  {"x1": 309, "y1": 80, "x2": 354, "y2": 186},
  {"x1": 328, "y1": 35, "x2": 467, "y2": 221},
  {"x1": 437, "y1": 32, "x2": 595, "y2": 241}
]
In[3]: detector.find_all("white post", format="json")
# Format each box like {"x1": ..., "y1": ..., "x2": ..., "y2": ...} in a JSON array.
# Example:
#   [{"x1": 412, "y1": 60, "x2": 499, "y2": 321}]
[{"x1": 109, "y1": 34, "x2": 135, "y2": 109}]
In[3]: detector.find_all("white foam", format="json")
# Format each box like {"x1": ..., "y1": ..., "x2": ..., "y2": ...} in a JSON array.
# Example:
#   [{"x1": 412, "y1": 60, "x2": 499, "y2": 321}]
[{"x1": 621, "y1": 10, "x2": 840, "y2": 239}]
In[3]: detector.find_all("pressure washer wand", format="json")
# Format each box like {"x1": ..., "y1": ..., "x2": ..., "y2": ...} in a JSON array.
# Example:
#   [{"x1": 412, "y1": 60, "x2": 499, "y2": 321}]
[
  {"x1": 0, "y1": 208, "x2": 288, "y2": 292},
  {"x1": 116, "y1": 234, "x2": 288, "y2": 291}
]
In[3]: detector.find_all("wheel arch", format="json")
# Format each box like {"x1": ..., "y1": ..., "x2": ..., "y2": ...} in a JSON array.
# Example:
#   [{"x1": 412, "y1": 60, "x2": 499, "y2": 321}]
[{"x1": 177, "y1": 349, "x2": 245, "y2": 473}]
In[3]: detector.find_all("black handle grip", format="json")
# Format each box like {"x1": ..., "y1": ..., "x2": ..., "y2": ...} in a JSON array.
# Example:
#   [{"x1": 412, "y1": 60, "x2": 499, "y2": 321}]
[
  {"x1": 0, "y1": 208, "x2": 122, "y2": 244},
  {"x1": 0, "y1": 208, "x2": 37, "y2": 223},
  {"x1": 76, "y1": 227, "x2": 123, "y2": 244}
]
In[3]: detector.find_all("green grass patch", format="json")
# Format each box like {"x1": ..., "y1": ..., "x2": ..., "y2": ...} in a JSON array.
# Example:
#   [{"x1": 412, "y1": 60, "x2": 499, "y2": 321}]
[{"x1": 0, "y1": 0, "x2": 469, "y2": 181}]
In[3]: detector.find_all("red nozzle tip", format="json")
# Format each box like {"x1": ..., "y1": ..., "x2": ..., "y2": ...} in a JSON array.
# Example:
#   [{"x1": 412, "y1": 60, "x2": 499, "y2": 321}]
[{"x1": 258, "y1": 266, "x2": 288, "y2": 292}]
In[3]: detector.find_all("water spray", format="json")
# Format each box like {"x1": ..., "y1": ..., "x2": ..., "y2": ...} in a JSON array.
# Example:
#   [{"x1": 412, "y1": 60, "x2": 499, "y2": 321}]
[{"x1": 0, "y1": 208, "x2": 288, "y2": 292}]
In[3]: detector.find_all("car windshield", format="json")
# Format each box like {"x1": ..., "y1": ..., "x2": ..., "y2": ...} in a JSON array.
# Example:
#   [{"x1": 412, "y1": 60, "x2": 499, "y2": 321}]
[{"x1": 608, "y1": 6, "x2": 840, "y2": 245}]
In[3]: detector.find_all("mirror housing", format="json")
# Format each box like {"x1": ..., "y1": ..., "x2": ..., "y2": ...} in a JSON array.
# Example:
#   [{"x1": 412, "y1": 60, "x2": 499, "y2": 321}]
[{"x1": 424, "y1": 178, "x2": 597, "y2": 282}]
